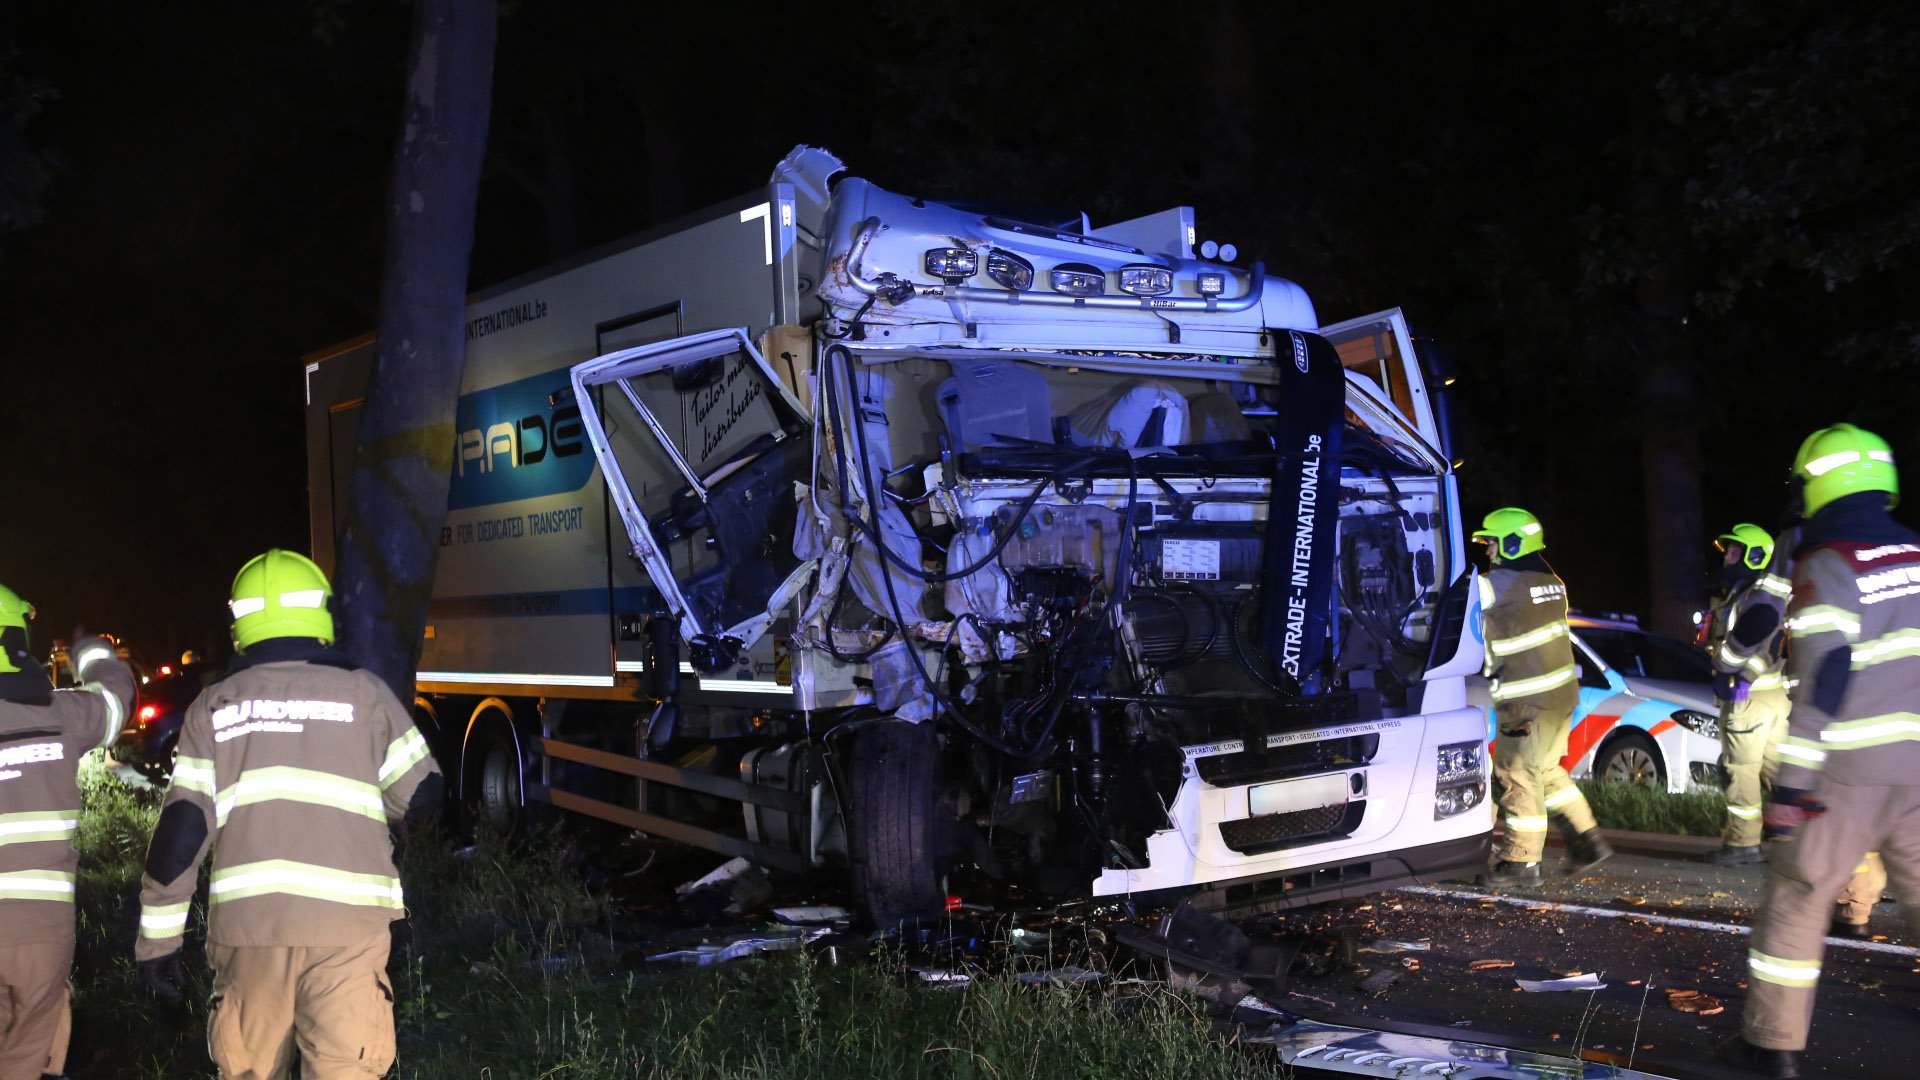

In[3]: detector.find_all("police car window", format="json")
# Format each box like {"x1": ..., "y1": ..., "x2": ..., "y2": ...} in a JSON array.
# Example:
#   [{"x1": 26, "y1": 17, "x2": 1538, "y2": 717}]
[
  {"x1": 1573, "y1": 639, "x2": 1611, "y2": 688},
  {"x1": 1574, "y1": 628, "x2": 1640, "y2": 677},
  {"x1": 1636, "y1": 634, "x2": 1713, "y2": 681}
]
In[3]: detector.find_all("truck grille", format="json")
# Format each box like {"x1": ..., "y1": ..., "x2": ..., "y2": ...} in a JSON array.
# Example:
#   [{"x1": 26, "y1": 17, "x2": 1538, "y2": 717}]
[
  {"x1": 1219, "y1": 801, "x2": 1364, "y2": 855},
  {"x1": 1195, "y1": 734, "x2": 1379, "y2": 788}
]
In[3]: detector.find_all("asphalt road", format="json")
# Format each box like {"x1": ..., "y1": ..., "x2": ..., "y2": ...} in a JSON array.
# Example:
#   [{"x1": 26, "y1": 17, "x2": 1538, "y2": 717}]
[{"x1": 1242, "y1": 851, "x2": 1916, "y2": 1079}]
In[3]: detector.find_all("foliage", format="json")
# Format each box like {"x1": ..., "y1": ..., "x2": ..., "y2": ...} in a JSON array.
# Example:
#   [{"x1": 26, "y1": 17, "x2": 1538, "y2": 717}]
[
  {"x1": 1578, "y1": 779, "x2": 1726, "y2": 837},
  {"x1": 69, "y1": 766, "x2": 1277, "y2": 1079}
]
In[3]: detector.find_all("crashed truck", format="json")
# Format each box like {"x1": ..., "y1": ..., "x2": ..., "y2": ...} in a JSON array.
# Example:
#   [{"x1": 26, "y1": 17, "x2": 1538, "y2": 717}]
[{"x1": 304, "y1": 147, "x2": 1491, "y2": 924}]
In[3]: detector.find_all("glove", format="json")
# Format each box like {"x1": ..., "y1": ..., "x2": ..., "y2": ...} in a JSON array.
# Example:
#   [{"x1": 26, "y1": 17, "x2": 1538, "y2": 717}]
[
  {"x1": 139, "y1": 951, "x2": 186, "y2": 1006},
  {"x1": 1713, "y1": 673, "x2": 1750, "y2": 705},
  {"x1": 1763, "y1": 786, "x2": 1827, "y2": 841}
]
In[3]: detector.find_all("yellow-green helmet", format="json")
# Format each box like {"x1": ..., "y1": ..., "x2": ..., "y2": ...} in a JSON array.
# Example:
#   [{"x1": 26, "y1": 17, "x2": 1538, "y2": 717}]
[
  {"x1": 1715, "y1": 523, "x2": 1774, "y2": 570},
  {"x1": 1793, "y1": 423, "x2": 1898, "y2": 516},
  {"x1": 0, "y1": 583, "x2": 32, "y2": 675},
  {"x1": 1472, "y1": 507, "x2": 1545, "y2": 560},
  {"x1": 229, "y1": 549, "x2": 334, "y2": 651}
]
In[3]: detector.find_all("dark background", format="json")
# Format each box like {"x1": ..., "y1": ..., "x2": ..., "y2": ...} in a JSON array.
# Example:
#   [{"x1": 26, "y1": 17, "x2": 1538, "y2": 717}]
[{"x1": 1, "y1": 1, "x2": 1914, "y2": 666}]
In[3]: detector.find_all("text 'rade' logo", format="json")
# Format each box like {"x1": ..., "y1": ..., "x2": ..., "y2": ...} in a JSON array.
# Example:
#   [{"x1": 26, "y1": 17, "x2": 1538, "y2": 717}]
[{"x1": 448, "y1": 368, "x2": 595, "y2": 510}]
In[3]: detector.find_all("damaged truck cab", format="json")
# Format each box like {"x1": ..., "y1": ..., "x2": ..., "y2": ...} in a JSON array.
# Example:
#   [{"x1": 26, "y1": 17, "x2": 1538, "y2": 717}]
[{"x1": 306, "y1": 147, "x2": 1490, "y2": 923}]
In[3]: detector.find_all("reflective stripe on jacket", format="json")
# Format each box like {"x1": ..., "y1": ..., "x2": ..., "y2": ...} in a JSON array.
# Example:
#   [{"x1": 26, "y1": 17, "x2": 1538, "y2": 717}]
[
  {"x1": 0, "y1": 638, "x2": 135, "y2": 944},
  {"x1": 135, "y1": 657, "x2": 439, "y2": 959},
  {"x1": 1710, "y1": 531, "x2": 1794, "y2": 688},
  {"x1": 1479, "y1": 565, "x2": 1578, "y2": 711},
  {"x1": 1777, "y1": 540, "x2": 1920, "y2": 788}
]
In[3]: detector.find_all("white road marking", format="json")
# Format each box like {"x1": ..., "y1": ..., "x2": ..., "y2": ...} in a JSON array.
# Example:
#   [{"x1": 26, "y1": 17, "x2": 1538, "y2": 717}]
[{"x1": 1400, "y1": 885, "x2": 1920, "y2": 959}]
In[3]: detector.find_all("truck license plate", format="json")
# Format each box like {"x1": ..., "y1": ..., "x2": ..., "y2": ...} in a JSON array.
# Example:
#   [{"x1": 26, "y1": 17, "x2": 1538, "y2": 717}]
[{"x1": 1248, "y1": 773, "x2": 1350, "y2": 817}]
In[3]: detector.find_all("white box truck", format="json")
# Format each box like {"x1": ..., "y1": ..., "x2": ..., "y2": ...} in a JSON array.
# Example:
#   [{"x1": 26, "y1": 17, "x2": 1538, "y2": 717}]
[{"x1": 305, "y1": 147, "x2": 1491, "y2": 923}]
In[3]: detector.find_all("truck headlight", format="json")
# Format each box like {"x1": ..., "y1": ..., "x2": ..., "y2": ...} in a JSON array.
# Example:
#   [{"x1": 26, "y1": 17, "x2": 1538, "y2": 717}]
[
  {"x1": 1118, "y1": 265, "x2": 1173, "y2": 296},
  {"x1": 1672, "y1": 709, "x2": 1719, "y2": 739},
  {"x1": 986, "y1": 249, "x2": 1033, "y2": 291},
  {"x1": 1435, "y1": 738, "x2": 1486, "y2": 820},
  {"x1": 924, "y1": 247, "x2": 979, "y2": 285},
  {"x1": 1049, "y1": 262, "x2": 1105, "y2": 297},
  {"x1": 1195, "y1": 271, "x2": 1227, "y2": 296}
]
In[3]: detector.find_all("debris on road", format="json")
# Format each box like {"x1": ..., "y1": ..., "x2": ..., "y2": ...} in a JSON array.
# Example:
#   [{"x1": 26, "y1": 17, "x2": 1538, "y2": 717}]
[
  {"x1": 647, "y1": 926, "x2": 829, "y2": 966},
  {"x1": 1516, "y1": 972, "x2": 1607, "y2": 992},
  {"x1": 1357, "y1": 938, "x2": 1431, "y2": 954},
  {"x1": 1617, "y1": 895, "x2": 1648, "y2": 905},
  {"x1": 1013, "y1": 964, "x2": 1104, "y2": 985},
  {"x1": 771, "y1": 904, "x2": 853, "y2": 924},
  {"x1": 1468, "y1": 959, "x2": 1515, "y2": 971},
  {"x1": 1358, "y1": 970, "x2": 1402, "y2": 996},
  {"x1": 1666, "y1": 989, "x2": 1723, "y2": 1015},
  {"x1": 675, "y1": 856, "x2": 775, "y2": 917}
]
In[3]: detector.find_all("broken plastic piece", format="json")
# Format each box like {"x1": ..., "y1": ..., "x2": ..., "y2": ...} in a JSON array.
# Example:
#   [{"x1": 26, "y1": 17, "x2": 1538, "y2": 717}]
[
  {"x1": 647, "y1": 926, "x2": 830, "y2": 966},
  {"x1": 1516, "y1": 972, "x2": 1606, "y2": 992},
  {"x1": 1013, "y1": 965, "x2": 1104, "y2": 985},
  {"x1": 1357, "y1": 938, "x2": 1431, "y2": 954},
  {"x1": 1467, "y1": 959, "x2": 1514, "y2": 971},
  {"x1": 771, "y1": 905, "x2": 853, "y2": 924},
  {"x1": 1358, "y1": 970, "x2": 1401, "y2": 995}
]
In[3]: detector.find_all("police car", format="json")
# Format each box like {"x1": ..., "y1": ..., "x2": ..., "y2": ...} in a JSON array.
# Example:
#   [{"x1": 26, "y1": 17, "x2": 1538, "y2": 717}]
[{"x1": 1469, "y1": 614, "x2": 1722, "y2": 793}]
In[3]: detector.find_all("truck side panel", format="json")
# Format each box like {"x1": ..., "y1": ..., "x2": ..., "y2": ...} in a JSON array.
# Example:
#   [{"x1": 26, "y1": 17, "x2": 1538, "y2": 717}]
[{"x1": 303, "y1": 187, "x2": 800, "y2": 693}]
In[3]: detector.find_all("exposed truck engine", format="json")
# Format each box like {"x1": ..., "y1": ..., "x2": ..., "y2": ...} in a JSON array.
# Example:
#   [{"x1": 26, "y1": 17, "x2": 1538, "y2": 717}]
[{"x1": 307, "y1": 147, "x2": 1491, "y2": 924}]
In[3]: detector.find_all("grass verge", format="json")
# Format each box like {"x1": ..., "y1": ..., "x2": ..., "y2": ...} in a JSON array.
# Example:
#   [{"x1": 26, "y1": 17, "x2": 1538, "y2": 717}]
[
  {"x1": 71, "y1": 759, "x2": 1280, "y2": 1079},
  {"x1": 1577, "y1": 780, "x2": 1727, "y2": 837}
]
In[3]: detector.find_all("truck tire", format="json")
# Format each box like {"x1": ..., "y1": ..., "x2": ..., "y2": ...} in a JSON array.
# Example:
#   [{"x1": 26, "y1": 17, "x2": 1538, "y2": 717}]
[
  {"x1": 463, "y1": 718, "x2": 541, "y2": 837},
  {"x1": 847, "y1": 721, "x2": 946, "y2": 929},
  {"x1": 1594, "y1": 730, "x2": 1665, "y2": 789}
]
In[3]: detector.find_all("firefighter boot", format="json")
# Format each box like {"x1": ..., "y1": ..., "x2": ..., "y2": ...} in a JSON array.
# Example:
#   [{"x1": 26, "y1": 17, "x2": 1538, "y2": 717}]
[
  {"x1": 1564, "y1": 826, "x2": 1613, "y2": 874},
  {"x1": 1828, "y1": 917, "x2": 1871, "y2": 940},
  {"x1": 1481, "y1": 860, "x2": 1542, "y2": 886},
  {"x1": 1716, "y1": 1034, "x2": 1802, "y2": 1079},
  {"x1": 1711, "y1": 844, "x2": 1767, "y2": 867}
]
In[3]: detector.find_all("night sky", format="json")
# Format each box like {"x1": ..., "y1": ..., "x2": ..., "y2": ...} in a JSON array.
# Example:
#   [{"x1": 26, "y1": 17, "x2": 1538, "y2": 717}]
[{"x1": 2, "y1": 2, "x2": 1915, "y2": 666}]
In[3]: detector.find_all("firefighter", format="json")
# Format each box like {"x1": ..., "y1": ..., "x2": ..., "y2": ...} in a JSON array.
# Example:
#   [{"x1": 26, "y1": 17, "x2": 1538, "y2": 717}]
[
  {"x1": 1704, "y1": 523, "x2": 1793, "y2": 866},
  {"x1": 1474, "y1": 508, "x2": 1613, "y2": 883},
  {"x1": 1728, "y1": 424, "x2": 1920, "y2": 1078},
  {"x1": 134, "y1": 550, "x2": 441, "y2": 1079},
  {"x1": 0, "y1": 584, "x2": 135, "y2": 1080}
]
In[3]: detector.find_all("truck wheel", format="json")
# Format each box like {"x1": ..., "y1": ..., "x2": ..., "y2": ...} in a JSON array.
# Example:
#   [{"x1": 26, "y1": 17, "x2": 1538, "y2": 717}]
[
  {"x1": 1594, "y1": 731, "x2": 1664, "y2": 789},
  {"x1": 847, "y1": 721, "x2": 947, "y2": 929},
  {"x1": 463, "y1": 720, "x2": 534, "y2": 837}
]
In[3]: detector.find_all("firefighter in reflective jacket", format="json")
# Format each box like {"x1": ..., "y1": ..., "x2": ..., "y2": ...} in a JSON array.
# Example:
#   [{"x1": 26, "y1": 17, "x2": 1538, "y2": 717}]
[
  {"x1": 1729, "y1": 425, "x2": 1920, "y2": 1078},
  {"x1": 135, "y1": 551, "x2": 441, "y2": 1079},
  {"x1": 0, "y1": 585, "x2": 134, "y2": 1080},
  {"x1": 1705, "y1": 523, "x2": 1794, "y2": 866},
  {"x1": 1474, "y1": 508, "x2": 1613, "y2": 883}
]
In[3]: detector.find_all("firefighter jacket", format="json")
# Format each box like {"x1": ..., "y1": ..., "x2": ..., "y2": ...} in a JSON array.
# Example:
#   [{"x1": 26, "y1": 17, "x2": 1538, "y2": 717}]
[
  {"x1": 1775, "y1": 494, "x2": 1920, "y2": 791},
  {"x1": 135, "y1": 641, "x2": 438, "y2": 961},
  {"x1": 1708, "y1": 532, "x2": 1795, "y2": 692},
  {"x1": 0, "y1": 637, "x2": 135, "y2": 944},
  {"x1": 1477, "y1": 555, "x2": 1578, "y2": 715}
]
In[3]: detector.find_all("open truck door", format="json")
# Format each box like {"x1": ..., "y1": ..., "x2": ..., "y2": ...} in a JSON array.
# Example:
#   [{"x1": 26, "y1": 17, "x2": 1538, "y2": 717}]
[{"x1": 570, "y1": 327, "x2": 816, "y2": 678}]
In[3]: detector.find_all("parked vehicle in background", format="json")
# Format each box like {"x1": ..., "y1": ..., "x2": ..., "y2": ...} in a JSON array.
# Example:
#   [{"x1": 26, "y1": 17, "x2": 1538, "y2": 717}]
[
  {"x1": 112, "y1": 660, "x2": 220, "y2": 784},
  {"x1": 1470, "y1": 622, "x2": 1721, "y2": 793},
  {"x1": 1569, "y1": 613, "x2": 1718, "y2": 715}
]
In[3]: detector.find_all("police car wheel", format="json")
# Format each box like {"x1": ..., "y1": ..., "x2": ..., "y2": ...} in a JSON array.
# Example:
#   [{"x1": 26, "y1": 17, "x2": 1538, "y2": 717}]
[{"x1": 1595, "y1": 732, "x2": 1663, "y2": 789}]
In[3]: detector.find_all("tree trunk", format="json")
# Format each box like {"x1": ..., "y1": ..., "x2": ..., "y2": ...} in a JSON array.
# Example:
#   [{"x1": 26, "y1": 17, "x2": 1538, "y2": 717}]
[
  {"x1": 335, "y1": 0, "x2": 498, "y2": 700},
  {"x1": 1637, "y1": 324, "x2": 1705, "y2": 639}
]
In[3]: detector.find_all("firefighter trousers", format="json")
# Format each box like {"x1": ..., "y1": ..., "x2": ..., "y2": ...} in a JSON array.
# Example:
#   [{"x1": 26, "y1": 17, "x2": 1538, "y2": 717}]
[
  {"x1": 1493, "y1": 700, "x2": 1596, "y2": 864},
  {"x1": 1835, "y1": 851, "x2": 1886, "y2": 925},
  {"x1": 1718, "y1": 687, "x2": 1790, "y2": 848},
  {"x1": 0, "y1": 938, "x2": 71, "y2": 1080},
  {"x1": 207, "y1": 930, "x2": 396, "y2": 1080},
  {"x1": 1745, "y1": 783, "x2": 1920, "y2": 1051}
]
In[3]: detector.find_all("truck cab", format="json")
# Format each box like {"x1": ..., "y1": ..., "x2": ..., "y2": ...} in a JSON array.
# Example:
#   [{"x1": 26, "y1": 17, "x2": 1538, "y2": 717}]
[{"x1": 307, "y1": 147, "x2": 1490, "y2": 922}]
